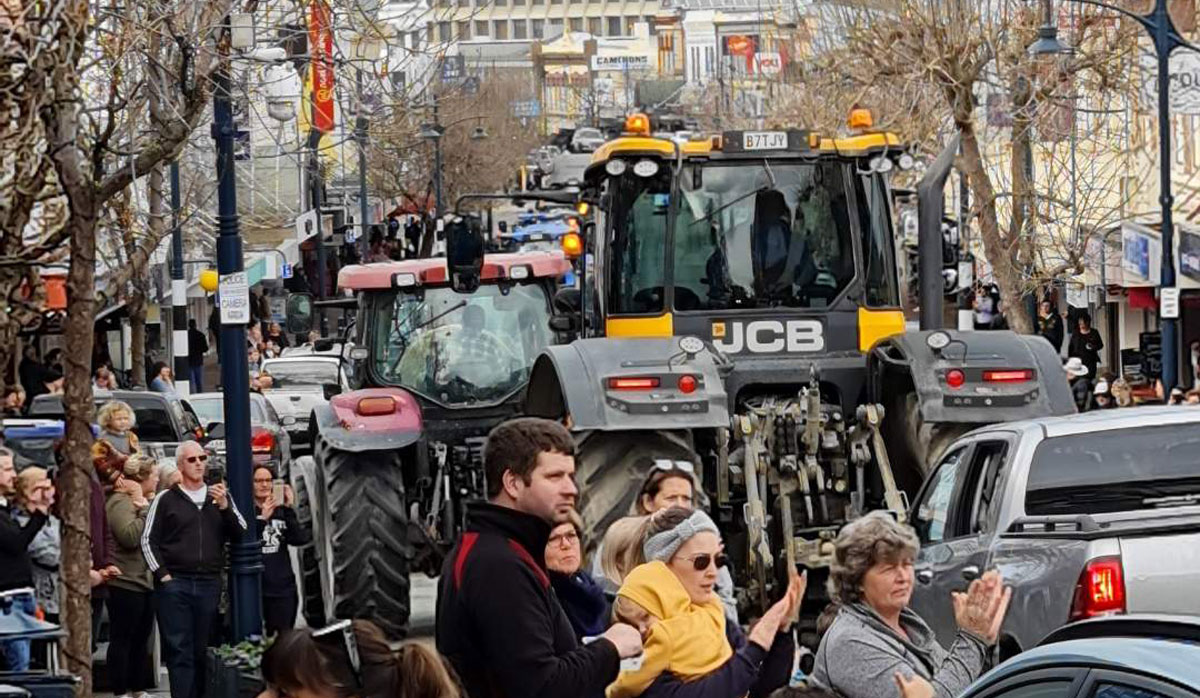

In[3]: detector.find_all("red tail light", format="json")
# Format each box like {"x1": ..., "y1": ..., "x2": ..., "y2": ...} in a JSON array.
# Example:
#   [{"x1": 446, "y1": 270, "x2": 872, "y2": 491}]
[
  {"x1": 608, "y1": 377, "x2": 660, "y2": 390},
  {"x1": 677, "y1": 375, "x2": 697, "y2": 394},
  {"x1": 945, "y1": 369, "x2": 966, "y2": 388},
  {"x1": 1069, "y1": 556, "x2": 1126, "y2": 621},
  {"x1": 251, "y1": 430, "x2": 275, "y2": 454},
  {"x1": 983, "y1": 369, "x2": 1034, "y2": 383}
]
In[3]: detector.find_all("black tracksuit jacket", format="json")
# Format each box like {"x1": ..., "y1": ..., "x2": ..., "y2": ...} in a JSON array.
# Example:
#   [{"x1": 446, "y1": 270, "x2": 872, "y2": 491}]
[
  {"x1": 142, "y1": 485, "x2": 247, "y2": 582},
  {"x1": 0, "y1": 501, "x2": 46, "y2": 591},
  {"x1": 436, "y1": 502, "x2": 620, "y2": 698}
]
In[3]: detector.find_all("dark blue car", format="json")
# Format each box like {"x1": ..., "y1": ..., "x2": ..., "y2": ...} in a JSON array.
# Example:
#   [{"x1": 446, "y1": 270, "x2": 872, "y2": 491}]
[{"x1": 960, "y1": 615, "x2": 1200, "y2": 698}]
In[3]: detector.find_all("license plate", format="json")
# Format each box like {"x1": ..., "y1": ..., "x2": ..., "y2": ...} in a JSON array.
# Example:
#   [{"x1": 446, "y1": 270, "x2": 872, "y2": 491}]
[{"x1": 742, "y1": 131, "x2": 788, "y2": 151}]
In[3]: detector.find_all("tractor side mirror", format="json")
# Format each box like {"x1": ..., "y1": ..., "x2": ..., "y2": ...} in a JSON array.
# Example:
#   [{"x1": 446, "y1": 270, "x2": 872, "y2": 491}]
[
  {"x1": 285, "y1": 293, "x2": 314, "y2": 334},
  {"x1": 446, "y1": 216, "x2": 484, "y2": 293},
  {"x1": 549, "y1": 316, "x2": 576, "y2": 332}
]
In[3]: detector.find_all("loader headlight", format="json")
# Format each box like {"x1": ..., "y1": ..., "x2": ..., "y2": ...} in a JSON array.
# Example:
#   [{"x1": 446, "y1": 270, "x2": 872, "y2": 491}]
[
  {"x1": 898, "y1": 152, "x2": 916, "y2": 170},
  {"x1": 870, "y1": 155, "x2": 894, "y2": 174}
]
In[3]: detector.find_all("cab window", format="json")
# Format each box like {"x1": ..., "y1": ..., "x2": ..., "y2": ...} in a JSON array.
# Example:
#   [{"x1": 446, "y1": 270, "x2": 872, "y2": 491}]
[
  {"x1": 606, "y1": 170, "x2": 671, "y2": 314},
  {"x1": 912, "y1": 447, "x2": 967, "y2": 544}
]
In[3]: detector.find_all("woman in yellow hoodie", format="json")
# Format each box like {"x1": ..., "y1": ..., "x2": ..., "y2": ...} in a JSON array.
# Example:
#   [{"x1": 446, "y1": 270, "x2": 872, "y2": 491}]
[{"x1": 608, "y1": 508, "x2": 803, "y2": 698}]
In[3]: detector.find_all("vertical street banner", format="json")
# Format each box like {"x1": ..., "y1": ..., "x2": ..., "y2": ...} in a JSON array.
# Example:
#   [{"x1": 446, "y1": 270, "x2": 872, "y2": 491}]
[{"x1": 309, "y1": 0, "x2": 335, "y2": 133}]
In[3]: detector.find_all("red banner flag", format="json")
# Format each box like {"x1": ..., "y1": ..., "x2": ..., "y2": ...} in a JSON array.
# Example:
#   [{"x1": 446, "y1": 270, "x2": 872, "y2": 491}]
[{"x1": 309, "y1": 0, "x2": 335, "y2": 133}]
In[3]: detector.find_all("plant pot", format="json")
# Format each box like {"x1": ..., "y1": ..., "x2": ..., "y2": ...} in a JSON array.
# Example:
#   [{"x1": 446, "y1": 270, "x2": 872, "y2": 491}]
[{"x1": 205, "y1": 649, "x2": 264, "y2": 698}]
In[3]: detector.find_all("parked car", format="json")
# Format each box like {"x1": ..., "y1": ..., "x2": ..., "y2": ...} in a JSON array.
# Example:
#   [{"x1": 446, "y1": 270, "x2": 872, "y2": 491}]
[
  {"x1": 570, "y1": 127, "x2": 605, "y2": 153},
  {"x1": 26, "y1": 389, "x2": 205, "y2": 459},
  {"x1": 187, "y1": 392, "x2": 293, "y2": 477},
  {"x1": 258, "y1": 355, "x2": 351, "y2": 455},
  {"x1": 958, "y1": 615, "x2": 1200, "y2": 697},
  {"x1": 0, "y1": 418, "x2": 99, "y2": 470},
  {"x1": 907, "y1": 406, "x2": 1200, "y2": 659}
]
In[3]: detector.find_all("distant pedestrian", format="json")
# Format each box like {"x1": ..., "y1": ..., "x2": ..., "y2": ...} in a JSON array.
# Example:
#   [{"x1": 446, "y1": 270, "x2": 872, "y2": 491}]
[
  {"x1": 1068, "y1": 312, "x2": 1104, "y2": 381},
  {"x1": 18, "y1": 346, "x2": 44, "y2": 406},
  {"x1": 436, "y1": 417, "x2": 643, "y2": 698},
  {"x1": 266, "y1": 322, "x2": 290, "y2": 350},
  {"x1": 0, "y1": 447, "x2": 53, "y2": 671},
  {"x1": 1064, "y1": 358, "x2": 1091, "y2": 411},
  {"x1": 1091, "y1": 379, "x2": 1114, "y2": 410},
  {"x1": 143, "y1": 441, "x2": 248, "y2": 698},
  {"x1": 1037, "y1": 300, "x2": 1064, "y2": 353},
  {"x1": 40, "y1": 369, "x2": 64, "y2": 397},
  {"x1": 208, "y1": 302, "x2": 221, "y2": 354},
  {"x1": 94, "y1": 365, "x2": 120, "y2": 391},
  {"x1": 150, "y1": 362, "x2": 178, "y2": 396},
  {"x1": 2, "y1": 386, "x2": 26, "y2": 418},
  {"x1": 106, "y1": 454, "x2": 158, "y2": 698},
  {"x1": 253, "y1": 465, "x2": 309, "y2": 636},
  {"x1": 187, "y1": 320, "x2": 209, "y2": 394},
  {"x1": 1169, "y1": 387, "x2": 1186, "y2": 405}
]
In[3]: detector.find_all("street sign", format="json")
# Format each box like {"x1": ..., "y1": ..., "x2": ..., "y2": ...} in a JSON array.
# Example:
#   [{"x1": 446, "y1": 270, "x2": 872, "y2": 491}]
[
  {"x1": 441, "y1": 55, "x2": 464, "y2": 82},
  {"x1": 295, "y1": 209, "x2": 319, "y2": 241},
  {"x1": 219, "y1": 271, "x2": 251, "y2": 325},
  {"x1": 511, "y1": 100, "x2": 540, "y2": 118},
  {"x1": 591, "y1": 55, "x2": 651, "y2": 72},
  {"x1": 1162, "y1": 287, "x2": 1181, "y2": 319},
  {"x1": 281, "y1": 262, "x2": 293, "y2": 279}
]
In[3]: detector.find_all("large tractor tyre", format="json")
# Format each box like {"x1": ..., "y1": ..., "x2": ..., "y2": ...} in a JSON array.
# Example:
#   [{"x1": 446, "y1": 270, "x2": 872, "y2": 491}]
[
  {"x1": 289, "y1": 457, "x2": 325, "y2": 628},
  {"x1": 881, "y1": 388, "x2": 974, "y2": 497},
  {"x1": 314, "y1": 439, "x2": 412, "y2": 640},
  {"x1": 575, "y1": 430, "x2": 697, "y2": 559}
]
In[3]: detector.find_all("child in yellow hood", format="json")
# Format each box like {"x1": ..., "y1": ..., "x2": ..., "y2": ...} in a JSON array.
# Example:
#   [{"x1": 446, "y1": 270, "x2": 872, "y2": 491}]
[{"x1": 607, "y1": 508, "x2": 803, "y2": 698}]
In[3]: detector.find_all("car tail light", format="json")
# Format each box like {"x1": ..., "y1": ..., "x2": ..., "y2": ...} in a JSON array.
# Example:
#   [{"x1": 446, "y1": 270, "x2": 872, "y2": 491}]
[
  {"x1": 945, "y1": 369, "x2": 966, "y2": 389},
  {"x1": 1069, "y1": 556, "x2": 1126, "y2": 621},
  {"x1": 983, "y1": 369, "x2": 1034, "y2": 383},
  {"x1": 356, "y1": 396, "x2": 397, "y2": 416},
  {"x1": 608, "y1": 377, "x2": 660, "y2": 390},
  {"x1": 251, "y1": 430, "x2": 275, "y2": 454},
  {"x1": 677, "y1": 375, "x2": 697, "y2": 394}
]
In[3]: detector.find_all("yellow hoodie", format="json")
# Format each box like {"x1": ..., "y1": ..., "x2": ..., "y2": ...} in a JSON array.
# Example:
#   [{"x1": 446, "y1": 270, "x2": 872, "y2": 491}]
[{"x1": 607, "y1": 561, "x2": 732, "y2": 698}]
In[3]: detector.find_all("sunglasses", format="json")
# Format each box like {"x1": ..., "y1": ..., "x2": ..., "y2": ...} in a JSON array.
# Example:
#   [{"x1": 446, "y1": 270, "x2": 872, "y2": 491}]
[
  {"x1": 185, "y1": 454, "x2": 209, "y2": 464},
  {"x1": 312, "y1": 619, "x2": 362, "y2": 690},
  {"x1": 680, "y1": 552, "x2": 728, "y2": 571},
  {"x1": 650, "y1": 459, "x2": 695, "y2": 474}
]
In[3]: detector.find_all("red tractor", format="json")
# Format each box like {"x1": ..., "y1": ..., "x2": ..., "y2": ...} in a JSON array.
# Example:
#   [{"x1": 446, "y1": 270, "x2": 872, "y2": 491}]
[{"x1": 288, "y1": 222, "x2": 575, "y2": 638}]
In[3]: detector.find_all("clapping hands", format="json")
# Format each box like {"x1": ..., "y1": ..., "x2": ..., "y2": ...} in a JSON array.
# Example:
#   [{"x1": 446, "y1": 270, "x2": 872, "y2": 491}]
[{"x1": 952, "y1": 570, "x2": 1012, "y2": 644}]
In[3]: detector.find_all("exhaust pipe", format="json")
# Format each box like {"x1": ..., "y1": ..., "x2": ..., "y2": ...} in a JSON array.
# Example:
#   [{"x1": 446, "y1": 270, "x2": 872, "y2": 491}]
[{"x1": 917, "y1": 134, "x2": 960, "y2": 331}]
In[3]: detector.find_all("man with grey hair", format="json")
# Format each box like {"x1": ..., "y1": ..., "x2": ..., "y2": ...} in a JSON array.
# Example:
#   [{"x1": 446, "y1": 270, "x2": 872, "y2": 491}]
[
  {"x1": 143, "y1": 441, "x2": 246, "y2": 698},
  {"x1": 0, "y1": 446, "x2": 52, "y2": 671}
]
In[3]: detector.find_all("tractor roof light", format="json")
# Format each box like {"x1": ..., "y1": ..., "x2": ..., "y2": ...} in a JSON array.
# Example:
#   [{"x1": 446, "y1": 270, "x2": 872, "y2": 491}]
[
  {"x1": 577, "y1": 201, "x2": 590, "y2": 216},
  {"x1": 509, "y1": 264, "x2": 532, "y2": 280},
  {"x1": 394, "y1": 272, "x2": 418, "y2": 288},
  {"x1": 870, "y1": 155, "x2": 894, "y2": 174},
  {"x1": 849, "y1": 108, "x2": 874, "y2": 131},
  {"x1": 562, "y1": 232, "x2": 584, "y2": 259},
  {"x1": 624, "y1": 112, "x2": 651, "y2": 136}
]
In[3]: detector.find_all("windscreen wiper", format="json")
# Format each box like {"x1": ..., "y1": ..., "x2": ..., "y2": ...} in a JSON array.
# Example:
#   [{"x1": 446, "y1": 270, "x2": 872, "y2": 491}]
[
  {"x1": 410, "y1": 301, "x2": 468, "y2": 334},
  {"x1": 689, "y1": 160, "x2": 776, "y2": 228}
]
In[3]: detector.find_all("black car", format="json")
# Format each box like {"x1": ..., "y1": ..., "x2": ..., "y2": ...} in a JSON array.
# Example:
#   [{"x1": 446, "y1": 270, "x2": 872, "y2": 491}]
[{"x1": 27, "y1": 390, "x2": 205, "y2": 459}]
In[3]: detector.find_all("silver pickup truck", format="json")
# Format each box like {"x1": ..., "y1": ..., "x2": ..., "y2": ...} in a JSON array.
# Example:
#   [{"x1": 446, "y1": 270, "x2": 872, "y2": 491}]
[{"x1": 907, "y1": 406, "x2": 1200, "y2": 659}]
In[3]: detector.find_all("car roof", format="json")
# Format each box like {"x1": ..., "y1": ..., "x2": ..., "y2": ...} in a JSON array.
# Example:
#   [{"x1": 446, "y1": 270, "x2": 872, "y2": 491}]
[
  {"x1": 188, "y1": 392, "x2": 266, "y2": 405},
  {"x1": 33, "y1": 389, "x2": 175, "y2": 405},
  {"x1": 974, "y1": 637, "x2": 1200, "y2": 691},
  {"x1": 261, "y1": 356, "x2": 341, "y2": 366},
  {"x1": 965, "y1": 405, "x2": 1200, "y2": 440}
]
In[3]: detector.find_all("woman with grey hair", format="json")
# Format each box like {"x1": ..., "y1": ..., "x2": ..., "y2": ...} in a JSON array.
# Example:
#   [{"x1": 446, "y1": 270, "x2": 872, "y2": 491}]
[{"x1": 810, "y1": 512, "x2": 1011, "y2": 698}]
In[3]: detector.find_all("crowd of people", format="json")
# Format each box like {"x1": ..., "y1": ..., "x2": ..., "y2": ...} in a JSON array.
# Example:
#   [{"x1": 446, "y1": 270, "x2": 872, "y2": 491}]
[{"x1": 246, "y1": 417, "x2": 1013, "y2": 698}]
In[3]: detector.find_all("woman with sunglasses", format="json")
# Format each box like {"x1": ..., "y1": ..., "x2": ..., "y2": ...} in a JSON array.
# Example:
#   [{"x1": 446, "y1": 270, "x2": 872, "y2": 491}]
[
  {"x1": 545, "y1": 509, "x2": 608, "y2": 641},
  {"x1": 608, "y1": 507, "x2": 802, "y2": 698},
  {"x1": 258, "y1": 619, "x2": 460, "y2": 698}
]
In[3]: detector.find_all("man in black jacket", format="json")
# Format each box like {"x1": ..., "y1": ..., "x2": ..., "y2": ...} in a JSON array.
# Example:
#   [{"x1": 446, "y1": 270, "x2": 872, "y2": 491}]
[
  {"x1": 186, "y1": 319, "x2": 209, "y2": 393},
  {"x1": 437, "y1": 418, "x2": 643, "y2": 698},
  {"x1": 142, "y1": 441, "x2": 247, "y2": 698},
  {"x1": 251, "y1": 465, "x2": 309, "y2": 635},
  {"x1": 0, "y1": 447, "x2": 51, "y2": 671}
]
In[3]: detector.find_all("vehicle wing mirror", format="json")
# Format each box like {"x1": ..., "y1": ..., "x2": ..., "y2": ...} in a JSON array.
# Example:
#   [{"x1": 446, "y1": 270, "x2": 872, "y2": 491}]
[
  {"x1": 285, "y1": 293, "x2": 314, "y2": 334},
  {"x1": 549, "y1": 316, "x2": 576, "y2": 332},
  {"x1": 206, "y1": 422, "x2": 226, "y2": 440},
  {"x1": 322, "y1": 383, "x2": 342, "y2": 401}
]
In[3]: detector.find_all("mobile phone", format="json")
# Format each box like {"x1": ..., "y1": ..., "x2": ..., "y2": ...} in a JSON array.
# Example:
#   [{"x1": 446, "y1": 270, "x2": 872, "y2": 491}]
[
  {"x1": 203, "y1": 464, "x2": 223, "y2": 486},
  {"x1": 272, "y1": 480, "x2": 286, "y2": 503}
]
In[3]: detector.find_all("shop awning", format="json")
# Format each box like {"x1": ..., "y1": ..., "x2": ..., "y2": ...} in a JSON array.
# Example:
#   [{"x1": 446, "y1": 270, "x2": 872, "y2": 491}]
[{"x1": 1128, "y1": 287, "x2": 1158, "y2": 310}]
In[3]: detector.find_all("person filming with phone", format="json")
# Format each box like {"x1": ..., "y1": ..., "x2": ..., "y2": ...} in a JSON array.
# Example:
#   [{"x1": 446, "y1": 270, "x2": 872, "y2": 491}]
[
  {"x1": 142, "y1": 441, "x2": 248, "y2": 698},
  {"x1": 253, "y1": 464, "x2": 310, "y2": 636}
]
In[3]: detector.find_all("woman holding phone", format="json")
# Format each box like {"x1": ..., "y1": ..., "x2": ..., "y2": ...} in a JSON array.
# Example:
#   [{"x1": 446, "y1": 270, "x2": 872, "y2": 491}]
[{"x1": 253, "y1": 465, "x2": 311, "y2": 635}]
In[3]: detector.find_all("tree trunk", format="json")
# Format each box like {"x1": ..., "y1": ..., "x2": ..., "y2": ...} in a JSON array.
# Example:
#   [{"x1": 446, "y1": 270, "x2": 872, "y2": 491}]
[{"x1": 126, "y1": 165, "x2": 165, "y2": 389}]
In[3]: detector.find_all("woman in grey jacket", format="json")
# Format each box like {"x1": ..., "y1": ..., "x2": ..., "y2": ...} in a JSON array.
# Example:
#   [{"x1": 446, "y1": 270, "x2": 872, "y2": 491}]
[
  {"x1": 106, "y1": 454, "x2": 159, "y2": 698},
  {"x1": 810, "y1": 512, "x2": 1012, "y2": 698}
]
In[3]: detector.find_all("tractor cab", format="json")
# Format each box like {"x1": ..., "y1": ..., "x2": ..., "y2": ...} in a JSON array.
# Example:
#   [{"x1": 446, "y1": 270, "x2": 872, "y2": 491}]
[{"x1": 584, "y1": 112, "x2": 912, "y2": 373}]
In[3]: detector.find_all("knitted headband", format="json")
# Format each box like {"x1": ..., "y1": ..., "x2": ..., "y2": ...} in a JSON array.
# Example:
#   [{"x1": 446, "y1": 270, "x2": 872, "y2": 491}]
[{"x1": 643, "y1": 510, "x2": 719, "y2": 563}]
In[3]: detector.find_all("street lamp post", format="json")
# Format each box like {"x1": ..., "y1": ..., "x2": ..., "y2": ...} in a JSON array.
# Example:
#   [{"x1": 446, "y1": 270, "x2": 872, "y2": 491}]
[
  {"x1": 1035, "y1": 0, "x2": 1187, "y2": 388},
  {"x1": 1035, "y1": 0, "x2": 1194, "y2": 391},
  {"x1": 356, "y1": 68, "x2": 371, "y2": 262},
  {"x1": 212, "y1": 19, "x2": 262, "y2": 641},
  {"x1": 168, "y1": 161, "x2": 190, "y2": 397}
]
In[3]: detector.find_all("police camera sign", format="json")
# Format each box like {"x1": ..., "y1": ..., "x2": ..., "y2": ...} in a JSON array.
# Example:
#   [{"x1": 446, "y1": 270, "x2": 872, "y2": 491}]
[{"x1": 219, "y1": 271, "x2": 251, "y2": 325}]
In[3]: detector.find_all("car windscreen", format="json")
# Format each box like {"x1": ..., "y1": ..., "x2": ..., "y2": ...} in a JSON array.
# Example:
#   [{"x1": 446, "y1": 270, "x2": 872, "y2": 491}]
[
  {"x1": 1025, "y1": 423, "x2": 1200, "y2": 515},
  {"x1": 263, "y1": 361, "x2": 338, "y2": 388},
  {"x1": 188, "y1": 397, "x2": 266, "y2": 425}
]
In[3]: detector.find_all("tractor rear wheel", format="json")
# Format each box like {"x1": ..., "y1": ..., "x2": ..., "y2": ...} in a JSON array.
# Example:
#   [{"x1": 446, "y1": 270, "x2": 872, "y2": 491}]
[
  {"x1": 314, "y1": 438, "x2": 412, "y2": 639},
  {"x1": 575, "y1": 429, "x2": 697, "y2": 558},
  {"x1": 289, "y1": 456, "x2": 325, "y2": 628}
]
